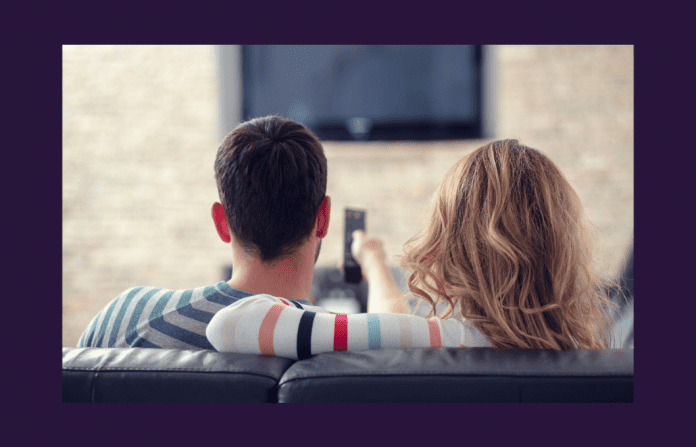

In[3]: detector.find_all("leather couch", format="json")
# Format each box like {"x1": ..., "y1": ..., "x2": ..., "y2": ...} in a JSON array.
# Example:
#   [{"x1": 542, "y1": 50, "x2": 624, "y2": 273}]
[
  {"x1": 65, "y1": 243, "x2": 634, "y2": 403},
  {"x1": 62, "y1": 346, "x2": 633, "y2": 403}
]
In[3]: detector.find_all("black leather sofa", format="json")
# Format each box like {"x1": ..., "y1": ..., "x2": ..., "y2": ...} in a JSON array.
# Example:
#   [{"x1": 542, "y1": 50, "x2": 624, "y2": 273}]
[
  {"x1": 62, "y1": 346, "x2": 633, "y2": 403},
  {"x1": 65, "y1": 243, "x2": 634, "y2": 403}
]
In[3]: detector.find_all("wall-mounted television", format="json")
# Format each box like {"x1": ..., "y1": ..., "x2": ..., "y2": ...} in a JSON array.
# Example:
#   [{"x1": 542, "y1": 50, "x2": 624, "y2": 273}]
[{"x1": 242, "y1": 45, "x2": 483, "y2": 141}]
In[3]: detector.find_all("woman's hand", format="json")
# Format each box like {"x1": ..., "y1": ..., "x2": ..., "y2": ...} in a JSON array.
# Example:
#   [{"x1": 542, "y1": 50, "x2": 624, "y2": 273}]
[
  {"x1": 351, "y1": 230, "x2": 386, "y2": 267},
  {"x1": 349, "y1": 231, "x2": 410, "y2": 314}
]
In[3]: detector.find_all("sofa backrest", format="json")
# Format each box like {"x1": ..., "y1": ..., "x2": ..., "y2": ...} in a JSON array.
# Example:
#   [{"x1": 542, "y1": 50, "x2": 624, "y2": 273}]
[
  {"x1": 62, "y1": 347, "x2": 294, "y2": 403},
  {"x1": 278, "y1": 348, "x2": 634, "y2": 403},
  {"x1": 63, "y1": 347, "x2": 633, "y2": 403}
]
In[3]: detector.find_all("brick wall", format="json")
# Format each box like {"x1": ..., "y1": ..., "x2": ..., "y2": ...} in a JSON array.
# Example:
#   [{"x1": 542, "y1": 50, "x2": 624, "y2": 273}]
[
  {"x1": 62, "y1": 45, "x2": 633, "y2": 347},
  {"x1": 494, "y1": 45, "x2": 634, "y2": 274}
]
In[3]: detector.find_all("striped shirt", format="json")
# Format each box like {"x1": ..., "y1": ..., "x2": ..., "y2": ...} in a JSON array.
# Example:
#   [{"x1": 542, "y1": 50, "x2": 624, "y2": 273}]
[
  {"x1": 76, "y1": 282, "x2": 311, "y2": 351},
  {"x1": 206, "y1": 294, "x2": 492, "y2": 360}
]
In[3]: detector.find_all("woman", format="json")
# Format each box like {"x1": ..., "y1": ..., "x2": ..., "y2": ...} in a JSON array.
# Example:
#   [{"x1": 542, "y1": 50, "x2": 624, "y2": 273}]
[{"x1": 207, "y1": 140, "x2": 616, "y2": 358}]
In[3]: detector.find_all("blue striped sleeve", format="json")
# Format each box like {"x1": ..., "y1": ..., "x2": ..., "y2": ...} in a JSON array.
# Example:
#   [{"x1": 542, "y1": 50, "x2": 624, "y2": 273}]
[
  {"x1": 79, "y1": 312, "x2": 102, "y2": 347},
  {"x1": 123, "y1": 288, "x2": 162, "y2": 346},
  {"x1": 94, "y1": 290, "x2": 136, "y2": 347},
  {"x1": 107, "y1": 288, "x2": 147, "y2": 347}
]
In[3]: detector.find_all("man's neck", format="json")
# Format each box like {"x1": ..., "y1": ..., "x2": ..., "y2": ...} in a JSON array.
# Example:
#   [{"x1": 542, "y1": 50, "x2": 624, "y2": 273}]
[{"x1": 226, "y1": 247, "x2": 316, "y2": 303}]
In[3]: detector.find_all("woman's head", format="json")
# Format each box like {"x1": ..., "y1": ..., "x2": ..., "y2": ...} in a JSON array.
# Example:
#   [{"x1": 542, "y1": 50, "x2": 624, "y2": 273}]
[{"x1": 401, "y1": 139, "x2": 615, "y2": 349}]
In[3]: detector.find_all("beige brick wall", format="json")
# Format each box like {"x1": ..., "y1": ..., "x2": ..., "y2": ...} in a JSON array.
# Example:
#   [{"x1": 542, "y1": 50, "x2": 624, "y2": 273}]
[{"x1": 62, "y1": 45, "x2": 633, "y2": 347}]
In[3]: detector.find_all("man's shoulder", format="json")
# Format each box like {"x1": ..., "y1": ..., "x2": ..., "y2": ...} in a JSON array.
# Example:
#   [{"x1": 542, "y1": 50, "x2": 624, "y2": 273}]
[
  {"x1": 113, "y1": 282, "x2": 249, "y2": 303},
  {"x1": 78, "y1": 282, "x2": 254, "y2": 349},
  {"x1": 243, "y1": 293, "x2": 314, "y2": 307}
]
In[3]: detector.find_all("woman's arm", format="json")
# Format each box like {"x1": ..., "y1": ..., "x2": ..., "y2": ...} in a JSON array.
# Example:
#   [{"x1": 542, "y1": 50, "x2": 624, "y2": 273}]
[
  {"x1": 351, "y1": 231, "x2": 411, "y2": 314},
  {"x1": 206, "y1": 295, "x2": 472, "y2": 360}
]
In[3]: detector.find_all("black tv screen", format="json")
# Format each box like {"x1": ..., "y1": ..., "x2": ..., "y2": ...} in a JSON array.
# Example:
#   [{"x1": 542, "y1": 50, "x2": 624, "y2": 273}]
[{"x1": 242, "y1": 45, "x2": 482, "y2": 141}]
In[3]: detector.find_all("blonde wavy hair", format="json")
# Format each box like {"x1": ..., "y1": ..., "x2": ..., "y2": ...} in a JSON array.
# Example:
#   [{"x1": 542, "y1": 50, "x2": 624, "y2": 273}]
[{"x1": 400, "y1": 140, "x2": 616, "y2": 349}]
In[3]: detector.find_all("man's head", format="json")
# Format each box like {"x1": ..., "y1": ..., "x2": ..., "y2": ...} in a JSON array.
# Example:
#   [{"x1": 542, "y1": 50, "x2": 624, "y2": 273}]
[{"x1": 213, "y1": 115, "x2": 328, "y2": 263}]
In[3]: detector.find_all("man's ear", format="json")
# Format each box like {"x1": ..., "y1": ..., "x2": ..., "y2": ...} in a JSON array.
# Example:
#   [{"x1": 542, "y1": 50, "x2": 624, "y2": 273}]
[
  {"x1": 316, "y1": 196, "x2": 331, "y2": 239},
  {"x1": 212, "y1": 202, "x2": 231, "y2": 243}
]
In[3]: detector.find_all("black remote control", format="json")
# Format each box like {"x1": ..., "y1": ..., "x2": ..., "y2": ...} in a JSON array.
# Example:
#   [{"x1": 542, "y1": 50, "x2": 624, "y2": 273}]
[{"x1": 344, "y1": 208, "x2": 366, "y2": 283}]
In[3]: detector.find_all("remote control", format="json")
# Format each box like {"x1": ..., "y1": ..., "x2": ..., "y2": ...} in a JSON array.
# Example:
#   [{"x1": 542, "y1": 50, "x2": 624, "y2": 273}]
[{"x1": 343, "y1": 208, "x2": 366, "y2": 283}]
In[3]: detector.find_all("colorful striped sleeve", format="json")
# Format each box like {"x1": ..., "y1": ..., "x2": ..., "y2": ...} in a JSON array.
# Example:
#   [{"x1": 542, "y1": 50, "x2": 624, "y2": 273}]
[{"x1": 206, "y1": 295, "x2": 475, "y2": 360}]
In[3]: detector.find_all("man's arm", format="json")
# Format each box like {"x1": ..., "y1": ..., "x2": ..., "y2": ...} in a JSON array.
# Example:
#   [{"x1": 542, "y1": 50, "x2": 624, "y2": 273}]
[{"x1": 351, "y1": 231, "x2": 411, "y2": 314}]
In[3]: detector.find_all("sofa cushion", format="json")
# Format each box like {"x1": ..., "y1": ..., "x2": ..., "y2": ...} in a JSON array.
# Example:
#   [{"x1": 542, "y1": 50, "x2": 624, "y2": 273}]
[
  {"x1": 277, "y1": 347, "x2": 634, "y2": 403},
  {"x1": 62, "y1": 347, "x2": 295, "y2": 403}
]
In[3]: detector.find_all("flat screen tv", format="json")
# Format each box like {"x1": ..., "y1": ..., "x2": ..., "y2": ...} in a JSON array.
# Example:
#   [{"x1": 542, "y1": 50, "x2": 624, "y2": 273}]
[{"x1": 242, "y1": 45, "x2": 482, "y2": 141}]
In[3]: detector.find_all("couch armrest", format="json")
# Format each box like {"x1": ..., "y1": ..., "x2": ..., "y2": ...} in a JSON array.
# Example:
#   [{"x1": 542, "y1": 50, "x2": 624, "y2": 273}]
[
  {"x1": 277, "y1": 347, "x2": 634, "y2": 403},
  {"x1": 62, "y1": 347, "x2": 296, "y2": 403}
]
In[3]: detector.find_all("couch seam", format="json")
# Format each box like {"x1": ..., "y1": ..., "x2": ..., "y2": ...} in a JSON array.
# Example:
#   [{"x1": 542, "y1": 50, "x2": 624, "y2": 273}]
[
  {"x1": 91, "y1": 371, "x2": 98, "y2": 403},
  {"x1": 65, "y1": 366, "x2": 284, "y2": 380},
  {"x1": 278, "y1": 372, "x2": 633, "y2": 385}
]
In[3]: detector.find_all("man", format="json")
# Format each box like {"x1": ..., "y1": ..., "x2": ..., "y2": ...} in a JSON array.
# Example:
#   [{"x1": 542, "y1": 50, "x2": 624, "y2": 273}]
[{"x1": 77, "y1": 115, "x2": 331, "y2": 350}]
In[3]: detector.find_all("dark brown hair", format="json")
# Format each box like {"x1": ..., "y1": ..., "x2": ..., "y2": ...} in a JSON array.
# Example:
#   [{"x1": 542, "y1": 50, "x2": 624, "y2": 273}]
[
  {"x1": 400, "y1": 140, "x2": 616, "y2": 349},
  {"x1": 214, "y1": 115, "x2": 327, "y2": 262}
]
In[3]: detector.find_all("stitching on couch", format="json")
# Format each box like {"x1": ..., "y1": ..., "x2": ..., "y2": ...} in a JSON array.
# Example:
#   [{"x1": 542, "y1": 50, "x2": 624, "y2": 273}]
[
  {"x1": 278, "y1": 372, "x2": 633, "y2": 385},
  {"x1": 64, "y1": 366, "x2": 282, "y2": 378},
  {"x1": 91, "y1": 371, "x2": 98, "y2": 403},
  {"x1": 280, "y1": 369, "x2": 632, "y2": 380}
]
